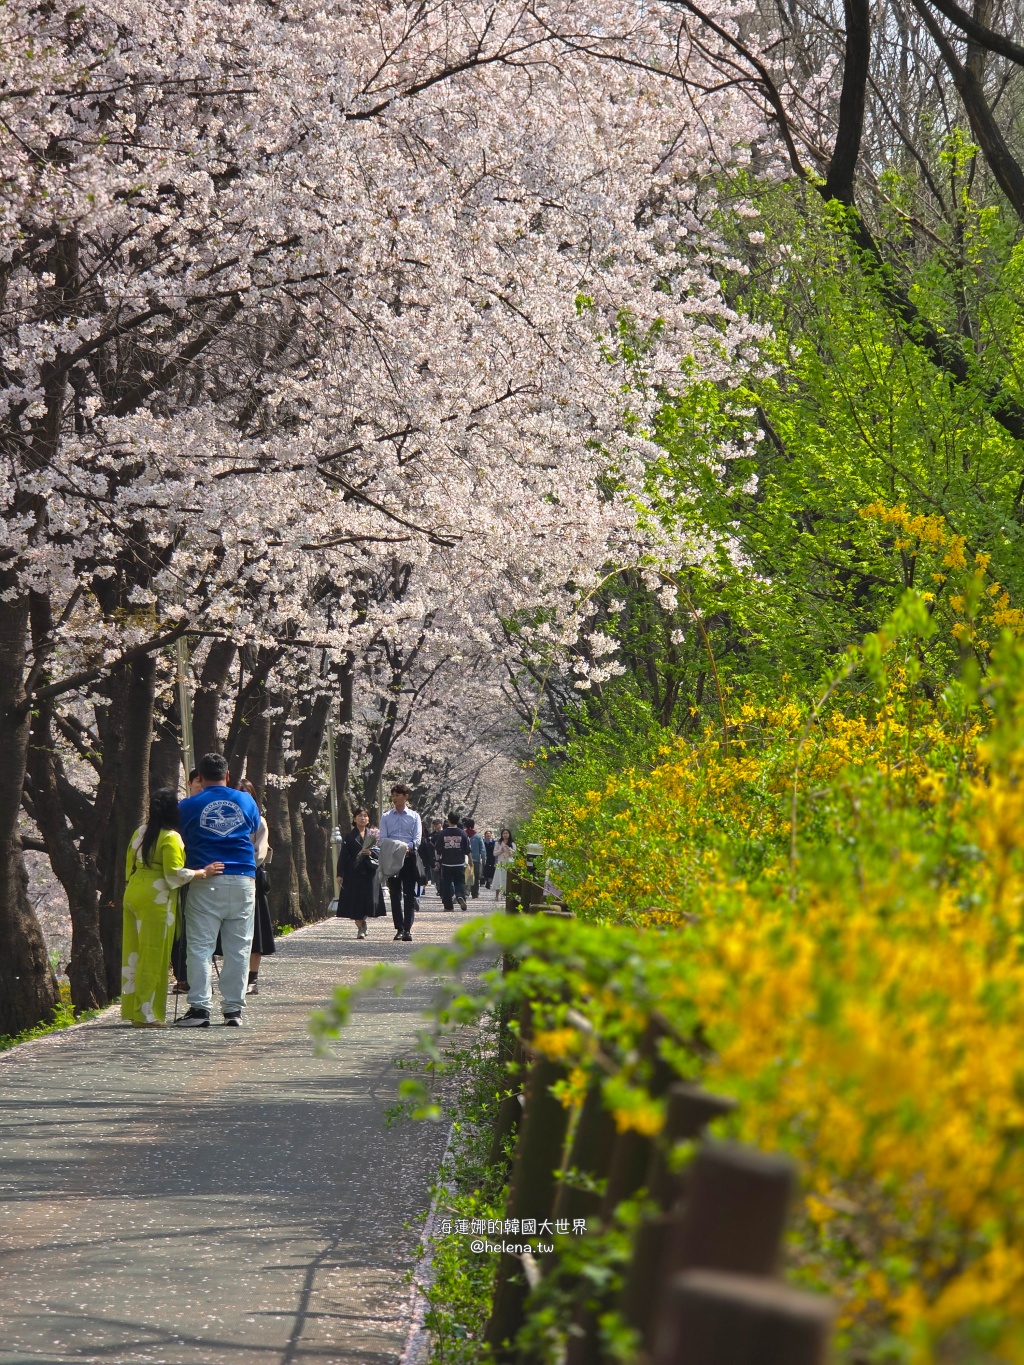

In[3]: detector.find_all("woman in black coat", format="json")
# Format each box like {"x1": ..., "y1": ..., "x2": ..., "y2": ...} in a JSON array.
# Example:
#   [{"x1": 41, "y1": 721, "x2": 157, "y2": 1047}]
[{"x1": 336, "y1": 808, "x2": 383, "y2": 939}]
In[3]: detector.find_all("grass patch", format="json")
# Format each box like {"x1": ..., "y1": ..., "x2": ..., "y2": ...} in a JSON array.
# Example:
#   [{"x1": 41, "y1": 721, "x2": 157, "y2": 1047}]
[
  {"x1": 0, "y1": 982, "x2": 107, "y2": 1053},
  {"x1": 386, "y1": 1015, "x2": 513, "y2": 1364}
]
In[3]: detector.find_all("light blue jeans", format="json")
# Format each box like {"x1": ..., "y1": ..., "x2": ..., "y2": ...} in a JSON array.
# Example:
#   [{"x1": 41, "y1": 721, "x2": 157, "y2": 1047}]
[{"x1": 185, "y1": 875, "x2": 256, "y2": 1016}]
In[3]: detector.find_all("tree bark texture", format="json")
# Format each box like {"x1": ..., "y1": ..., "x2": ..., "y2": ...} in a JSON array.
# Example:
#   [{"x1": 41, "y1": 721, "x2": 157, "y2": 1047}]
[
  {"x1": 27, "y1": 700, "x2": 107, "y2": 1010},
  {"x1": 0, "y1": 591, "x2": 59, "y2": 1033},
  {"x1": 191, "y1": 639, "x2": 237, "y2": 759},
  {"x1": 149, "y1": 692, "x2": 184, "y2": 793},
  {"x1": 93, "y1": 654, "x2": 158, "y2": 998},
  {"x1": 264, "y1": 698, "x2": 302, "y2": 927},
  {"x1": 288, "y1": 693, "x2": 332, "y2": 918}
]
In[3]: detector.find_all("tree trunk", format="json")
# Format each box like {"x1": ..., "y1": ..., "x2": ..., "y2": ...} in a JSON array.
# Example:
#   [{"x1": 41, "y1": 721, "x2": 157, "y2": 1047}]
[
  {"x1": 28, "y1": 700, "x2": 107, "y2": 1010},
  {"x1": 289, "y1": 693, "x2": 332, "y2": 919},
  {"x1": 225, "y1": 646, "x2": 280, "y2": 786},
  {"x1": 0, "y1": 591, "x2": 59, "y2": 1034},
  {"x1": 334, "y1": 657, "x2": 356, "y2": 824},
  {"x1": 264, "y1": 700, "x2": 302, "y2": 927},
  {"x1": 191, "y1": 639, "x2": 237, "y2": 759},
  {"x1": 289, "y1": 791, "x2": 314, "y2": 920},
  {"x1": 246, "y1": 681, "x2": 272, "y2": 809},
  {"x1": 149, "y1": 693, "x2": 184, "y2": 794},
  {"x1": 93, "y1": 654, "x2": 157, "y2": 999},
  {"x1": 0, "y1": 850, "x2": 59, "y2": 1037},
  {"x1": 303, "y1": 808, "x2": 332, "y2": 918}
]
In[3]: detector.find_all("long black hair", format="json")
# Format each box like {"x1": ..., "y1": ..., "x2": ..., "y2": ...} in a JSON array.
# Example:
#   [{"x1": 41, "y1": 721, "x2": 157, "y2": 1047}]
[{"x1": 141, "y1": 788, "x2": 180, "y2": 868}]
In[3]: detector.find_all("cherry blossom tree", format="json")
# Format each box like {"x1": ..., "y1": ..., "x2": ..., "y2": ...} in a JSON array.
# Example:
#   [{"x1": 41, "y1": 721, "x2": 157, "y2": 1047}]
[{"x1": 0, "y1": 0, "x2": 774, "y2": 1031}]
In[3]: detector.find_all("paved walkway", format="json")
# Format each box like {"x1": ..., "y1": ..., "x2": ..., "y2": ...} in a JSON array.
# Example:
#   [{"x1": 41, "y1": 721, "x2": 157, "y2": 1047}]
[{"x1": 0, "y1": 894, "x2": 479, "y2": 1365}]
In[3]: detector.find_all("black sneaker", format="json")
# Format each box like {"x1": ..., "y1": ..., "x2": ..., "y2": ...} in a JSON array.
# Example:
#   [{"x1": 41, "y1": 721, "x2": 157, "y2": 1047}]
[
  {"x1": 456, "y1": 896, "x2": 467, "y2": 912},
  {"x1": 176, "y1": 1007, "x2": 210, "y2": 1028},
  {"x1": 223, "y1": 1012, "x2": 243, "y2": 1027}
]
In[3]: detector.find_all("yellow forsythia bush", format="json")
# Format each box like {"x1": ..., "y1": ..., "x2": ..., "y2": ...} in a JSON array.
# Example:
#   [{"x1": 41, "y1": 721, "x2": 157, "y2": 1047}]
[{"x1": 520, "y1": 607, "x2": 1024, "y2": 1360}]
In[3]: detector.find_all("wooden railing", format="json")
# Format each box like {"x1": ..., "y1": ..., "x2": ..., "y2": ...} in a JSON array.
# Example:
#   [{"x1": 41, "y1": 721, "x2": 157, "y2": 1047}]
[
  {"x1": 504, "y1": 867, "x2": 570, "y2": 916},
  {"x1": 482, "y1": 1011, "x2": 835, "y2": 1364}
]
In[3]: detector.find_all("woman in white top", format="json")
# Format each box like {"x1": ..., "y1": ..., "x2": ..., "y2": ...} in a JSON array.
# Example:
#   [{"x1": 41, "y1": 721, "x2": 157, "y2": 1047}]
[{"x1": 493, "y1": 829, "x2": 515, "y2": 899}]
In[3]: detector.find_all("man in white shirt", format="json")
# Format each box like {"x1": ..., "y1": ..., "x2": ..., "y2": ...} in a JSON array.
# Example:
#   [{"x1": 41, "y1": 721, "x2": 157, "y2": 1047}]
[{"x1": 379, "y1": 783, "x2": 422, "y2": 941}]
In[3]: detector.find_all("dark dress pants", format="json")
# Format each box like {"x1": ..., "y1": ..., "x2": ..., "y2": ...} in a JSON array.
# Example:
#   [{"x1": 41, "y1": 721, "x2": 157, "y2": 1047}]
[{"x1": 388, "y1": 849, "x2": 418, "y2": 933}]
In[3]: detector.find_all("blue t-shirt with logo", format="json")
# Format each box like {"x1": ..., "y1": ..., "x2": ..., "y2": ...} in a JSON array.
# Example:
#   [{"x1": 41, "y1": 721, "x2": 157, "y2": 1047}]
[{"x1": 178, "y1": 786, "x2": 261, "y2": 878}]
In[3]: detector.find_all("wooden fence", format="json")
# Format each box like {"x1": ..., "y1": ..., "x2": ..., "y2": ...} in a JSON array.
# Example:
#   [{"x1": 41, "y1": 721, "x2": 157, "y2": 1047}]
[{"x1": 484, "y1": 916, "x2": 835, "y2": 1364}]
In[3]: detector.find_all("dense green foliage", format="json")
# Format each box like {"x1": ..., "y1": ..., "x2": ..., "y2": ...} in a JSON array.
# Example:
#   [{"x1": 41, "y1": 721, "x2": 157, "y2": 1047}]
[
  {"x1": 583, "y1": 179, "x2": 1024, "y2": 736},
  {"x1": 324, "y1": 147, "x2": 1024, "y2": 1364}
]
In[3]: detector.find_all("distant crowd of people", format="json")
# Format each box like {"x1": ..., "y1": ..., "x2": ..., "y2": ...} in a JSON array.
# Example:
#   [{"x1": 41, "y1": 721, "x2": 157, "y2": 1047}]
[
  {"x1": 334, "y1": 783, "x2": 515, "y2": 942},
  {"x1": 120, "y1": 766, "x2": 514, "y2": 1029}
]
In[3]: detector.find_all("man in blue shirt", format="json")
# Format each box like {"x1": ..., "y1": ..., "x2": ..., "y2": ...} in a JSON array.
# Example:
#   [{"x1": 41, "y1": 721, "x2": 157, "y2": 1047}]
[
  {"x1": 176, "y1": 752, "x2": 262, "y2": 1027},
  {"x1": 379, "y1": 783, "x2": 422, "y2": 941}
]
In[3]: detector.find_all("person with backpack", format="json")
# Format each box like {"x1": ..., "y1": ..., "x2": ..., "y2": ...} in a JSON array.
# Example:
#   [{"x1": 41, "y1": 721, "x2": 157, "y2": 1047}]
[{"x1": 438, "y1": 814, "x2": 471, "y2": 911}]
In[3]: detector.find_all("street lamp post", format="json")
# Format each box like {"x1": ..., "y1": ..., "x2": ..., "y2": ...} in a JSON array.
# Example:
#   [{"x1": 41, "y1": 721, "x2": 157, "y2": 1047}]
[
  {"x1": 327, "y1": 713, "x2": 341, "y2": 886},
  {"x1": 176, "y1": 635, "x2": 194, "y2": 782}
]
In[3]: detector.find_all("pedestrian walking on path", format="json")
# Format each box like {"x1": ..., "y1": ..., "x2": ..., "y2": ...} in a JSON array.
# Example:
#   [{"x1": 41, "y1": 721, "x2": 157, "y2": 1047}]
[
  {"x1": 483, "y1": 829, "x2": 496, "y2": 888},
  {"x1": 465, "y1": 821, "x2": 485, "y2": 899},
  {"x1": 379, "y1": 783, "x2": 422, "y2": 941},
  {"x1": 122, "y1": 789, "x2": 223, "y2": 1028},
  {"x1": 493, "y1": 828, "x2": 515, "y2": 899},
  {"x1": 438, "y1": 813, "x2": 471, "y2": 911},
  {"x1": 170, "y1": 767, "x2": 203, "y2": 996},
  {"x1": 239, "y1": 777, "x2": 275, "y2": 995},
  {"x1": 429, "y1": 818, "x2": 444, "y2": 896},
  {"x1": 336, "y1": 807, "x2": 383, "y2": 939},
  {"x1": 176, "y1": 752, "x2": 263, "y2": 1027},
  {"x1": 417, "y1": 827, "x2": 436, "y2": 898}
]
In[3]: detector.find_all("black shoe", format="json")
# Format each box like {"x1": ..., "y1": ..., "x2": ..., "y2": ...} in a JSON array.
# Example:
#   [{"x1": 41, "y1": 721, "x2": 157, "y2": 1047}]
[
  {"x1": 223, "y1": 1012, "x2": 243, "y2": 1027},
  {"x1": 394, "y1": 931, "x2": 403, "y2": 941},
  {"x1": 456, "y1": 896, "x2": 467, "y2": 911},
  {"x1": 402, "y1": 931, "x2": 412, "y2": 941},
  {"x1": 176, "y1": 1007, "x2": 210, "y2": 1028}
]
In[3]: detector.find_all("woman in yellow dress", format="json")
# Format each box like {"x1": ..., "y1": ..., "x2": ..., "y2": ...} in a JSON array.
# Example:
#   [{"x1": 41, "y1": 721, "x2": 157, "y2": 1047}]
[{"x1": 122, "y1": 788, "x2": 223, "y2": 1027}]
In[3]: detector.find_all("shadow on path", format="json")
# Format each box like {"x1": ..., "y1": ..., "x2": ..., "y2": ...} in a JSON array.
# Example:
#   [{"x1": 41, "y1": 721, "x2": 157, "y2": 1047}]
[{"x1": 0, "y1": 908, "x2": 464, "y2": 1365}]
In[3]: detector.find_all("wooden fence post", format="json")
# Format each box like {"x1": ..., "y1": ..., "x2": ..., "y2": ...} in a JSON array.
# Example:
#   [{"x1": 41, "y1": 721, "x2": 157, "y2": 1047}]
[
  {"x1": 619, "y1": 1088, "x2": 738, "y2": 1347},
  {"x1": 553, "y1": 1080, "x2": 618, "y2": 1224},
  {"x1": 646, "y1": 1085, "x2": 738, "y2": 1211},
  {"x1": 666, "y1": 1142, "x2": 795, "y2": 1279},
  {"x1": 506, "y1": 869, "x2": 522, "y2": 912},
  {"x1": 653, "y1": 1269, "x2": 835, "y2": 1365},
  {"x1": 490, "y1": 999, "x2": 533, "y2": 1166},
  {"x1": 485, "y1": 1055, "x2": 572, "y2": 1361},
  {"x1": 602, "y1": 1015, "x2": 683, "y2": 1216}
]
